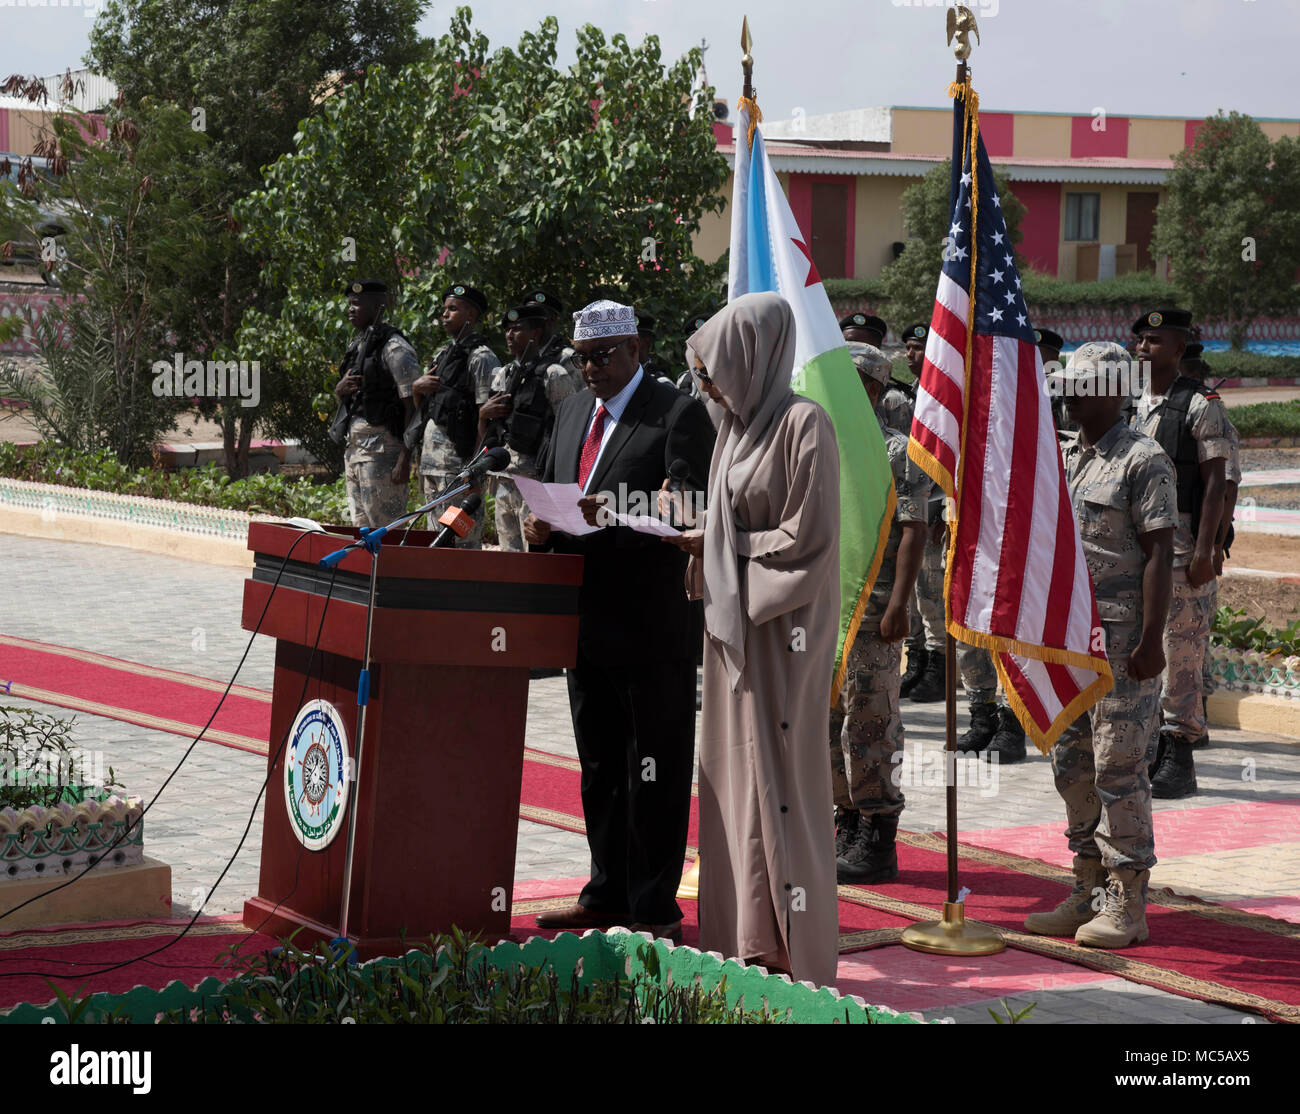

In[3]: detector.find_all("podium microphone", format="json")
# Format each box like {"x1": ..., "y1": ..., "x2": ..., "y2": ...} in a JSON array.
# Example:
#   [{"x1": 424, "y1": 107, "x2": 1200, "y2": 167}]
[
  {"x1": 457, "y1": 444, "x2": 511, "y2": 482},
  {"x1": 430, "y1": 493, "x2": 482, "y2": 548}
]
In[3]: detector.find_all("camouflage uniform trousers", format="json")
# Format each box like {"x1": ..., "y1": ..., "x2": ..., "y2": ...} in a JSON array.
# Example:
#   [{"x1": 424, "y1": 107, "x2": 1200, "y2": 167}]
[
  {"x1": 958, "y1": 642, "x2": 998, "y2": 705},
  {"x1": 344, "y1": 440, "x2": 409, "y2": 529},
  {"x1": 420, "y1": 471, "x2": 485, "y2": 549},
  {"x1": 914, "y1": 532, "x2": 946, "y2": 652},
  {"x1": 1202, "y1": 580, "x2": 1218, "y2": 698},
  {"x1": 1050, "y1": 619, "x2": 1159, "y2": 872},
  {"x1": 1161, "y1": 575, "x2": 1216, "y2": 741},
  {"x1": 829, "y1": 588, "x2": 905, "y2": 818},
  {"x1": 489, "y1": 472, "x2": 531, "y2": 553}
]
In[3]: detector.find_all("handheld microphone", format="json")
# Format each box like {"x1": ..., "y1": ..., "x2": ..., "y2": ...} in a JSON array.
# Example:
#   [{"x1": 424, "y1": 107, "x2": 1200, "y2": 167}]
[
  {"x1": 456, "y1": 444, "x2": 512, "y2": 481},
  {"x1": 666, "y1": 458, "x2": 691, "y2": 528},
  {"x1": 430, "y1": 493, "x2": 483, "y2": 548}
]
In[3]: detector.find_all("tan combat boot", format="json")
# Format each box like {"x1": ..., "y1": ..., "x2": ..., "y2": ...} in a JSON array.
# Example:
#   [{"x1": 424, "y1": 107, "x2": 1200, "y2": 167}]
[
  {"x1": 1023, "y1": 856, "x2": 1106, "y2": 936},
  {"x1": 1075, "y1": 868, "x2": 1150, "y2": 948}
]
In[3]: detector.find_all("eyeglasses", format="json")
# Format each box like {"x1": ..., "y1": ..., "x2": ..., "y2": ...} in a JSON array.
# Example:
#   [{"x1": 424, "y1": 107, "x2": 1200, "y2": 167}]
[
  {"x1": 693, "y1": 367, "x2": 713, "y2": 386},
  {"x1": 567, "y1": 341, "x2": 630, "y2": 374}
]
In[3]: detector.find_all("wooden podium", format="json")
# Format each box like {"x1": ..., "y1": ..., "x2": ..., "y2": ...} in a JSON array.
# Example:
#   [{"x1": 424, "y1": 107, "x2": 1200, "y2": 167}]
[{"x1": 240, "y1": 521, "x2": 582, "y2": 958}]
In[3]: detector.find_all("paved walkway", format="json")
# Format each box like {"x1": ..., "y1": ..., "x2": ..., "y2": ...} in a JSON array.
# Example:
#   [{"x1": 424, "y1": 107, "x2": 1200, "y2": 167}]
[{"x1": 0, "y1": 532, "x2": 1295, "y2": 1024}]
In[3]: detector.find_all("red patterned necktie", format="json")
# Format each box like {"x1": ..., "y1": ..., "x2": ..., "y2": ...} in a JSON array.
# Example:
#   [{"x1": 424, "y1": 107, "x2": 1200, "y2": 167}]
[{"x1": 577, "y1": 404, "x2": 608, "y2": 488}]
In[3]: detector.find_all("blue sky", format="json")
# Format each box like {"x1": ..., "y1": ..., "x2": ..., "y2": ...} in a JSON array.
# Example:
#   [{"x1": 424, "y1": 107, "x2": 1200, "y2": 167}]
[{"x1": 3, "y1": 0, "x2": 1294, "y2": 122}]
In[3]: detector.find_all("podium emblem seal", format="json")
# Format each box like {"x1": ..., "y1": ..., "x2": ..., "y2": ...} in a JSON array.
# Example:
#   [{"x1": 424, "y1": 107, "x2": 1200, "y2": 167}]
[{"x1": 285, "y1": 700, "x2": 350, "y2": 852}]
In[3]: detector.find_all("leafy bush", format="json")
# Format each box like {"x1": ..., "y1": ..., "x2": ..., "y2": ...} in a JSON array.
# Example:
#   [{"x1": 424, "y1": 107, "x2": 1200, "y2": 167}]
[
  {"x1": 1212, "y1": 607, "x2": 1300, "y2": 656},
  {"x1": 1018, "y1": 271, "x2": 1186, "y2": 308},
  {"x1": 1224, "y1": 400, "x2": 1300, "y2": 438},
  {"x1": 0, "y1": 706, "x2": 117, "y2": 810},
  {"x1": 0, "y1": 442, "x2": 354, "y2": 520},
  {"x1": 1202, "y1": 350, "x2": 1300, "y2": 380},
  {"x1": 823, "y1": 278, "x2": 888, "y2": 303},
  {"x1": 153, "y1": 931, "x2": 790, "y2": 1025}
]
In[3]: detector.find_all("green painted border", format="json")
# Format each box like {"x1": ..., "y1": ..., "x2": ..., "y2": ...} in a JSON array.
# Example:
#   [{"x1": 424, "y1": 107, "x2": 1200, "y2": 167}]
[{"x1": 0, "y1": 931, "x2": 926, "y2": 1025}]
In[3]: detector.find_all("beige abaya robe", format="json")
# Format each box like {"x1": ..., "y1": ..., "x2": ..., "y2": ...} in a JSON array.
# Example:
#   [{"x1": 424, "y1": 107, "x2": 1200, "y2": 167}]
[{"x1": 686, "y1": 294, "x2": 842, "y2": 988}]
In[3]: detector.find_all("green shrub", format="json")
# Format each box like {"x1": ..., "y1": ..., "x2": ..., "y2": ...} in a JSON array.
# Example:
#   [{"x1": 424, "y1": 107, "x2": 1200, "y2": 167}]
[
  {"x1": 1202, "y1": 350, "x2": 1300, "y2": 380},
  {"x1": 153, "y1": 932, "x2": 790, "y2": 1025},
  {"x1": 0, "y1": 706, "x2": 118, "y2": 810},
  {"x1": 1018, "y1": 271, "x2": 1187, "y2": 308},
  {"x1": 1224, "y1": 400, "x2": 1300, "y2": 438},
  {"x1": 1212, "y1": 608, "x2": 1300, "y2": 656},
  {"x1": 0, "y1": 443, "x2": 353, "y2": 520},
  {"x1": 824, "y1": 278, "x2": 888, "y2": 303}
]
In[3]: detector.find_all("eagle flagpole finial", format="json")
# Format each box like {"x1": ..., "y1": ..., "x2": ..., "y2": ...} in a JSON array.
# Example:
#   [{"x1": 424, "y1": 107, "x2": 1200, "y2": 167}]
[{"x1": 946, "y1": 5, "x2": 980, "y2": 61}]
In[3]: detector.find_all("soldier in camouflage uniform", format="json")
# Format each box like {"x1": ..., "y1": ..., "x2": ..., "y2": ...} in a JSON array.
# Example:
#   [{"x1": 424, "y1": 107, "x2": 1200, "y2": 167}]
[
  {"x1": 892, "y1": 322, "x2": 948, "y2": 703},
  {"x1": 409, "y1": 283, "x2": 501, "y2": 549},
  {"x1": 840, "y1": 312, "x2": 914, "y2": 433},
  {"x1": 1025, "y1": 342, "x2": 1175, "y2": 949},
  {"x1": 480, "y1": 302, "x2": 581, "y2": 551},
  {"x1": 333, "y1": 279, "x2": 420, "y2": 528},
  {"x1": 1181, "y1": 341, "x2": 1239, "y2": 745},
  {"x1": 1130, "y1": 311, "x2": 1231, "y2": 797},
  {"x1": 830, "y1": 344, "x2": 930, "y2": 884}
]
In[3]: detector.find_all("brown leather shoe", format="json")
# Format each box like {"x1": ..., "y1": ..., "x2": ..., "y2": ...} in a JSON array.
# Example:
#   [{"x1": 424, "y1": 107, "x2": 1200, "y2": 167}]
[
  {"x1": 534, "y1": 903, "x2": 629, "y2": 930},
  {"x1": 629, "y1": 920, "x2": 683, "y2": 943}
]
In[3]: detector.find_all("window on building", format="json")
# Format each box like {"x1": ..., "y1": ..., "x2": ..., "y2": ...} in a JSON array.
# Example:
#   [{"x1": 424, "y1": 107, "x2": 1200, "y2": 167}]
[{"x1": 1064, "y1": 193, "x2": 1100, "y2": 242}]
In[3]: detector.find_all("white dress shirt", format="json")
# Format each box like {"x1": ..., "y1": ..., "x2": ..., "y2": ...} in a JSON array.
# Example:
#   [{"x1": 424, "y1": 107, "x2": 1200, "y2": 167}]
[{"x1": 580, "y1": 366, "x2": 644, "y2": 493}]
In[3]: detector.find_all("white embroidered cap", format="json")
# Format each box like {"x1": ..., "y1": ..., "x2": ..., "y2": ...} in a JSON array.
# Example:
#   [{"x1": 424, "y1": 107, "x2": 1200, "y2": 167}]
[{"x1": 572, "y1": 299, "x2": 638, "y2": 342}]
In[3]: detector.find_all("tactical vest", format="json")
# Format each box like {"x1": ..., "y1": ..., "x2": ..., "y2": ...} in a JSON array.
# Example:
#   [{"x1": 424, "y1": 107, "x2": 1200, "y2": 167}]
[
  {"x1": 500, "y1": 355, "x2": 557, "y2": 458},
  {"x1": 1150, "y1": 375, "x2": 1216, "y2": 543},
  {"x1": 340, "y1": 322, "x2": 406, "y2": 439},
  {"x1": 426, "y1": 334, "x2": 487, "y2": 460}
]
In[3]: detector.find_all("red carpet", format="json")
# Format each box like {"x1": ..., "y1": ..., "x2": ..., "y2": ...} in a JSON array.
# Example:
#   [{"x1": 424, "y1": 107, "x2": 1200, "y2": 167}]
[
  {"x1": 0, "y1": 917, "x2": 279, "y2": 1012},
  {"x1": 0, "y1": 634, "x2": 272, "y2": 754},
  {"x1": 5, "y1": 636, "x2": 1297, "y2": 1020}
]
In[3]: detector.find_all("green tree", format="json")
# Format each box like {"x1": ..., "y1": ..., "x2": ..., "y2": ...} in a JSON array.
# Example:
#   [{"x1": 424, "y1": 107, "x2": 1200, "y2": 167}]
[
  {"x1": 880, "y1": 158, "x2": 1025, "y2": 329},
  {"x1": 1153, "y1": 111, "x2": 1300, "y2": 350},
  {"x1": 0, "y1": 101, "x2": 224, "y2": 464},
  {"x1": 84, "y1": 0, "x2": 433, "y2": 474},
  {"x1": 236, "y1": 9, "x2": 728, "y2": 469}
]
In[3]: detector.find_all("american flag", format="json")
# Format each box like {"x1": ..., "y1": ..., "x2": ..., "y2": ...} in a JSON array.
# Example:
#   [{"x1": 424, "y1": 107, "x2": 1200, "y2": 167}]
[{"x1": 908, "y1": 86, "x2": 1113, "y2": 751}]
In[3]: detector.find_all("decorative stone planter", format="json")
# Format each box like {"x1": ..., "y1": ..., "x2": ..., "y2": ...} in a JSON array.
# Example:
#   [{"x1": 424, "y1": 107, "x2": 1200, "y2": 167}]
[
  {"x1": 0, "y1": 929, "x2": 932, "y2": 1025},
  {"x1": 0, "y1": 796, "x2": 171, "y2": 930}
]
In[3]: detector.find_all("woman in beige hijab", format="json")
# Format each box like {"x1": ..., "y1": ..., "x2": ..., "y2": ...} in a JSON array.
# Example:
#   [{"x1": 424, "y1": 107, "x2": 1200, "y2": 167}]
[{"x1": 664, "y1": 291, "x2": 842, "y2": 986}]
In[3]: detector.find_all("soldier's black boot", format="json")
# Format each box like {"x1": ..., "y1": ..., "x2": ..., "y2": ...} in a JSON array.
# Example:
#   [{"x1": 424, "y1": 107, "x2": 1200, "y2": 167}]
[
  {"x1": 838, "y1": 814, "x2": 899, "y2": 884},
  {"x1": 984, "y1": 705, "x2": 1027, "y2": 763},
  {"x1": 958, "y1": 700, "x2": 998, "y2": 754},
  {"x1": 1148, "y1": 732, "x2": 1169, "y2": 780},
  {"x1": 1151, "y1": 733, "x2": 1198, "y2": 799},
  {"x1": 1193, "y1": 694, "x2": 1210, "y2": 749},
  {"x1": 907, "y1": 651, "x2": 946, "y2": 703},
  {"x1": 834, "y1": 807, "x2": 860, "y2": 861},
  {"x1": 899, "y1": 645, "x2": 927, "y2": 698}
]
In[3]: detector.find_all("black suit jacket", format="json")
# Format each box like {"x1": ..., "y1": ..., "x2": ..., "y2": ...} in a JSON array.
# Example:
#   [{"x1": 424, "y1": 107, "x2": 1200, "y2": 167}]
[{"x1": 536, "y1": 372, "x2": 716, "y2": 665}]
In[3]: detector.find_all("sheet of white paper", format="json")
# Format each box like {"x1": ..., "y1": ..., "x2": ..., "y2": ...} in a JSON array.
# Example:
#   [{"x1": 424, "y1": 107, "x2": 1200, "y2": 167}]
[
  {"x1": 609, "y1": 513, "x2": 681, "y2": 537},
  {"x1": 511, "y1": 476, "x2": 599, "y2": 536}
]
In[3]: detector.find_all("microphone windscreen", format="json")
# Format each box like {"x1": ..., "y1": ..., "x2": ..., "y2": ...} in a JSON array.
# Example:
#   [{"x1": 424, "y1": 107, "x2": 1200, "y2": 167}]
[
  {"x1": 668, "y1": 458, "x2": 690, "y2": 482},
  {"x1": 484, "y1": 446, "x2": 511, "y2": 471}
]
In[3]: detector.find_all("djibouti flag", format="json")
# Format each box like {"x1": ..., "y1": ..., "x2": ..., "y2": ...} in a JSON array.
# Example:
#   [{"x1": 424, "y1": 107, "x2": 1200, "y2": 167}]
[{"x1": 728, "y1": 102, "x2": 896, "y2": 703}]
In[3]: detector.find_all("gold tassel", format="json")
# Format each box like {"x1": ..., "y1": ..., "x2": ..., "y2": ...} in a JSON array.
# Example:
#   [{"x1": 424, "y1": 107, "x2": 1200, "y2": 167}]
[{"x1": 736, "y1": 95, "x2": 762, "y2": 153}]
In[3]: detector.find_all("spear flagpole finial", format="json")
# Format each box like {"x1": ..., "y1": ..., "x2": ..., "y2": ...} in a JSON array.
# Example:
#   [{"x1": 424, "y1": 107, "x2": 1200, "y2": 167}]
[{"x1": 741, "y1": 16, "x2": 754, "y2": 101}]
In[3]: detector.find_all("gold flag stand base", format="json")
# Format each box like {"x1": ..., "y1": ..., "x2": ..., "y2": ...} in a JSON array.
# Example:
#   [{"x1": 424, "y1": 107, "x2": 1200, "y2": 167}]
[
  {"x1": 676, "y1": 857, "x2": 700, "y2": 901},
  {"x1": 901, "y1": 901, "x2": 1006, "y2": 956}
]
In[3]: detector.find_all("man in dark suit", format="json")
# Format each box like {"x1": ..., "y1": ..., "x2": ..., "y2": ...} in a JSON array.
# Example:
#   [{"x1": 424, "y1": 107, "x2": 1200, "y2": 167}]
[{"x1": 523, "y1": 299, "x2": 715, "y2": 941}]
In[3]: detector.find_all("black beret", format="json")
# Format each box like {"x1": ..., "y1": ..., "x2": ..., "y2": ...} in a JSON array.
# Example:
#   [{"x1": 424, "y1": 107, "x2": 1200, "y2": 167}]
[
  {"x1": 683, "y1": 309, "x2": 714, "y2": 337},
  {"x1": 519, "y1": 289, "x2": 564, "y2": 318},
  {"x1": 443, "y1": 283, "x2": 489, "y2": 315},
  {"x1": 635, "y1": 310, "x2": 657, "y2": 336},
  {"x1": 1034, "y1": 328, "x2": 1064, "y2": 350},
  {"x1": 1132, "y1": 308, "x2": 1192, "y2": 334},
  {"x1": 1182, "y1": 342, "x2": 1205, "y2": 360},
  {"x1": 501, "y1": 304, "x2": 548, "y2": 329},
  {"x1": 903, "y1": 323, "x2": 929, "y2": 342},
  {"x1": 344, "y1": 278, "x2": 386, "y2": 296},
  {"x1": 838, "y1": 312, "x2": 887, "y2": 337}
]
